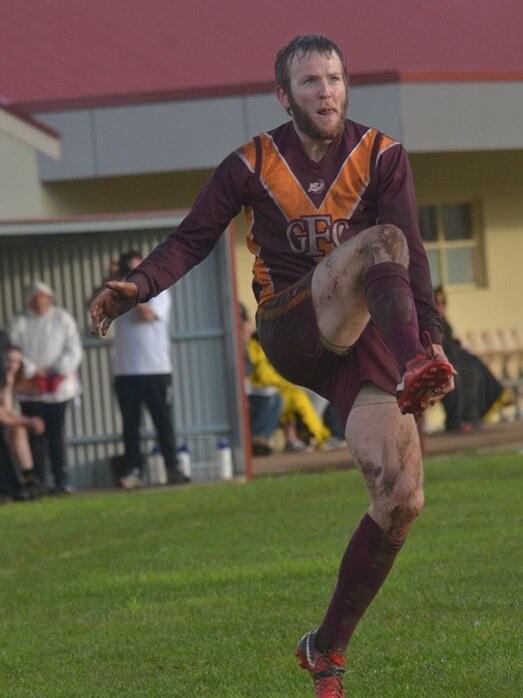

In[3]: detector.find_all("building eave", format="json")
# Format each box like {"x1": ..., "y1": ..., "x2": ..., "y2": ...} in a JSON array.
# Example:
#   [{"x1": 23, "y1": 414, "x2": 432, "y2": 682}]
[{"x1": 0, "y1": 101, "x2": 61, "y2": 159}]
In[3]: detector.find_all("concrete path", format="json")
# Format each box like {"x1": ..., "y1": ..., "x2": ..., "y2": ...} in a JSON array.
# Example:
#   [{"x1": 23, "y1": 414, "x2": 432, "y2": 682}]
[{"x1": 252, "y1": 419, "x2": 523, "y2": 477}]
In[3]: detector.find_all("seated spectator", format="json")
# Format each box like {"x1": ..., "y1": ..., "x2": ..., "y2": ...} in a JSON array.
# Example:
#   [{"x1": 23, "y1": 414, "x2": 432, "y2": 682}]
[
  {"x1": 0, "y1": 329, "x2": 9, "y2": 386},
  {"x1": 1, "y1": 330, "x2": 21, "y2": 502},
  {"x1": 0, "y1": 345, "x2": 45, "y2": 495},
  {"x1": 320, "y1": 402, "x2": 346, "y2": 449},
  {"x1": 239, "y1": 304, "x2": 331, "y2": 451},
  {"x1": 434, "y1": 286, "x2": 510, "y2": 431},
  {"x1": 0, "y1": 428, "x2": 25, "y2": 503},
  {"x1": 247, "y1": 385, "x2": 283, "y2": 456},
  {"x1": 240, "y1": 304, "x2": 283, "y2": 456},
  {"x1": 0, "y1": 336, "x2": 41, "y2": 503},
  {"x1": 9, "y1": 281, "x2": 83, "y2": 493},
  {"x1": 296, "y1": 390, "x2": 346, "y2": 450},
  {"x1": 271, "y1": 384, "x2": 346, "y2": 451}
]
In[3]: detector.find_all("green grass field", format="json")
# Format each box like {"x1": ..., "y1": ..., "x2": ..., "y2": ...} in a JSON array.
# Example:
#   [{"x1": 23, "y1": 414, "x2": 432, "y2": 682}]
[{"x1": 1, "y1": 451, "x2": 521, "y2": 697}]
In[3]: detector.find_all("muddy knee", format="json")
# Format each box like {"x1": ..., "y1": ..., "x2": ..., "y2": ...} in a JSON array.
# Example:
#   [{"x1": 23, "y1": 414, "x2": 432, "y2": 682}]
[
  {"x1": 359, "y1": 224, "x2": 409, "y2": 270},
  {"x1": 383, "y1": 487, "x2": 424, "y2": 539}
]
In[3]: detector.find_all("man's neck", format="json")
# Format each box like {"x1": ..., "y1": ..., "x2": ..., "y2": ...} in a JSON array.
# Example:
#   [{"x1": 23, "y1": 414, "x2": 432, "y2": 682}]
[{"x1": 293, "y1": 124, "x2": 333, "y2": 163}]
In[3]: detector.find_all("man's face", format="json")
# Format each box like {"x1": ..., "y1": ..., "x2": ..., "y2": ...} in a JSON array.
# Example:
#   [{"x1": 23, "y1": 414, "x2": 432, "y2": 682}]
[
  {"x1": 239, "y1": 315, "x2": 254, "y2": 343},
  {"x1": 127, "y1": 256, "x2": 142, "y2": 272},
  {"x1": 5, "y1": 349, "x2": 22, "y2": 379},
  {"x1": 436, "y1": 298, "x2": 447, "y2": 318},
  {"x1": 277, "y1": 51, "x2": 348, "y2": 143},
  {"x1": 28, "y1": 290, "x2": 53, "y2": 315}
]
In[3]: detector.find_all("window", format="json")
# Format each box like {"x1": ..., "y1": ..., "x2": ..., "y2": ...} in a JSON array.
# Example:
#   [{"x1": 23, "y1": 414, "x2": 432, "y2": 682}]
[{"x1": 418, "y1": 203, "x2": 486, "y2": 287}]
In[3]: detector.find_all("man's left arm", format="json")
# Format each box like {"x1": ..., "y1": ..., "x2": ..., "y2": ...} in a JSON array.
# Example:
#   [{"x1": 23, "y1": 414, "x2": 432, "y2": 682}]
[
  {"x1": 375, "y1": 144, "x2": 456, "y2": 398},
  {"x1": 375, "y1": 142, "x2": 442, "y2": 345}
]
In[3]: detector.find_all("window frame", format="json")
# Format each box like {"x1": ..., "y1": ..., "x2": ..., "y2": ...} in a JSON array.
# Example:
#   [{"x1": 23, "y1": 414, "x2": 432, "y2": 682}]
[{"x1": 418, "y1": 199, "x2": 487, "y2": 289}]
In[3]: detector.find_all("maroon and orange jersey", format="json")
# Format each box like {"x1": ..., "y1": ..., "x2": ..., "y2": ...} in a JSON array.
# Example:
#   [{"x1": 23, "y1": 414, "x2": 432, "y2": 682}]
[{"x1": 129, "y1": 119, "x2": 440, "y2": 339}]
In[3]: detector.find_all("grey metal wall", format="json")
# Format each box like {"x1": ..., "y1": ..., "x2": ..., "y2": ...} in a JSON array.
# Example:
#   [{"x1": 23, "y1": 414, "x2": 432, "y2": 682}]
[
  {"x1": 0, "y1": 215, "x2": 247, "y2": 487},
  {"x1": 36, "y1": 81, "x2": 523, "y2": 183}
]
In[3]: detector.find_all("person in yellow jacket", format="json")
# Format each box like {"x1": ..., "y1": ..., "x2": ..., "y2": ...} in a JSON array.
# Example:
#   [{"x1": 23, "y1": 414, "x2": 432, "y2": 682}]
[{"x1": 244, "y1": 322, "x2": 331, "y2": 450}]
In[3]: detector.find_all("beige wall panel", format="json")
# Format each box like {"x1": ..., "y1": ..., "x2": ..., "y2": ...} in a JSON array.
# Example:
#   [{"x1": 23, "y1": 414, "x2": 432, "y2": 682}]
[
  {"x1": 0, "y1": 133, "x2": 46, "y2": 218},
  {"x1": 42, "y1": 169, "x2": 213, "y2": 217},
  {"x1": 411, "y1": 150, "x2": 523, "y2": 335}
]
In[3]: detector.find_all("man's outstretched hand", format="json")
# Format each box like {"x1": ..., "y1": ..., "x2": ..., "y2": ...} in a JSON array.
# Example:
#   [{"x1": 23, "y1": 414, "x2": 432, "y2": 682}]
[{"x1": 90, "y1": 281, "x2": 138, "y2": 336}]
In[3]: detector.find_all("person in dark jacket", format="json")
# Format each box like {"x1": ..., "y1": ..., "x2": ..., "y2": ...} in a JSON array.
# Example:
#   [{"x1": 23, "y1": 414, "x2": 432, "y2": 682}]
[{"x1": 434, "y1": 286, "x2": 506, "y2": 431}]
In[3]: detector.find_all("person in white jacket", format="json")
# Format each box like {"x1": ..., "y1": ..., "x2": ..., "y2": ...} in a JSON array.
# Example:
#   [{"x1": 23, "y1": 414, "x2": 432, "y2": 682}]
[{"x1": 9, "y1": 281, "x2": 83, "y2": 493}]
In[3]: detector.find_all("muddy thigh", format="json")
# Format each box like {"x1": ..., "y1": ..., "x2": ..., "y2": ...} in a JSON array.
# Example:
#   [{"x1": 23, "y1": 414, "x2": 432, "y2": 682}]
[{"x1": 345, "y1": 392, "x2": 424, "y2": 539}]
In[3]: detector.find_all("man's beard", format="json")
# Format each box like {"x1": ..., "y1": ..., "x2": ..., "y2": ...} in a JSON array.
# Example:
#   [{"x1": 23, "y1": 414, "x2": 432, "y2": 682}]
[{"x1": 288, "y1": 90, "x2": 348, "y2": 141}]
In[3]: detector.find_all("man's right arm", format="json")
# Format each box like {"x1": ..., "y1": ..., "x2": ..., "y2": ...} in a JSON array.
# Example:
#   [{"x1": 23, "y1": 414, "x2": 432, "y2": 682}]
[
  {"x1": 127, "y1": 152, "x2": 251, "y2": 303},
  {"x1": 90, "y1": 152, "x2": 251, "y2": 334}
]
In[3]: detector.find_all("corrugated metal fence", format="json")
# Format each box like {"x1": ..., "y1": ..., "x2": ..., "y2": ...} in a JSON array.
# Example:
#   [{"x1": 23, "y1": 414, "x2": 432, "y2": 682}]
[{"x1": 0, "y1": 214, "x2": 247, "y2": 487}]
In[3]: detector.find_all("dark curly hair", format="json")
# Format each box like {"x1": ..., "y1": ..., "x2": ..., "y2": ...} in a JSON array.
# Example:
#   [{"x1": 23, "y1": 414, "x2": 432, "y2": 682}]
[{"x1": 274, "y1": 34, "x2": 349, "y2": 94}]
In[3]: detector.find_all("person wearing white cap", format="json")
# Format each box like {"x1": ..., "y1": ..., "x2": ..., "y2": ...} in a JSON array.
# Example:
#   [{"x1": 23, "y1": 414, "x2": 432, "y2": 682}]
[{"x1": 9, "y1": 280, "x2": 83, "y2": 493}]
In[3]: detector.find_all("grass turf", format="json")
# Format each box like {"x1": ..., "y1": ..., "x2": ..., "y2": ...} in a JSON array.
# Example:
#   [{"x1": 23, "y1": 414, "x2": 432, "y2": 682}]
[{"x1": 0, "y1": 451, "x2": 521, "y2": 697}]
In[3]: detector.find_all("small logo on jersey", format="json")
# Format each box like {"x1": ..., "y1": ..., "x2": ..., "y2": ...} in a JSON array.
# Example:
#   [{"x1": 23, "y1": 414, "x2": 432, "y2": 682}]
[{"x1": 307, "y1": 178, "x2": 326, "y2": 194}]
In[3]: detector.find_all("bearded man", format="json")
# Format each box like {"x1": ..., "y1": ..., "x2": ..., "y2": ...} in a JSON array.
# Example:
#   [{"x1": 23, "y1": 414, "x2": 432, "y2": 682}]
[{"x1": 91, "y1": 34, "x2": 455, "y2": 698}]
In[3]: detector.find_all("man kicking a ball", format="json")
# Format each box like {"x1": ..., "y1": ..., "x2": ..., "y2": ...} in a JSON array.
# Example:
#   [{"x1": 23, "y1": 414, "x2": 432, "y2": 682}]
[{"x1": 91, "y1": 33, "x2": 455, "y2": 698}]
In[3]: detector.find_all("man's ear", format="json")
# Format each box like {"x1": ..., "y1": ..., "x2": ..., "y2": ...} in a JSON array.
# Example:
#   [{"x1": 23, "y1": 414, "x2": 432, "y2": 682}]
[{"x1": 276, "y1": 85, "x2": 290, "y2": 112}]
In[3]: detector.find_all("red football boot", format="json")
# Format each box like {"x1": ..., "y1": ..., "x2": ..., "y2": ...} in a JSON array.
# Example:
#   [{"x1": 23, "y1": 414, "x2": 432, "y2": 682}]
[
  {"x1": 397, "y1": 334, "x2": 454, "y2": 415},
  {"x1": 296, "y1": 630, "x2": 346, "y2": 698}
]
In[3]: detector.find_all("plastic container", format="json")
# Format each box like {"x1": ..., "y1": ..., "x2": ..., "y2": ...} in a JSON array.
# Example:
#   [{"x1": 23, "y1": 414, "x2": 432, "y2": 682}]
[
  {"x1": 177, "y1": 444, "x2": 192, "y2": 478},
  {"x1": 148, "y1": 445, "x2": 167, "y2": 485},
  {"x1": 216, "y1": 438, "x2": 233, "y2": 480}
]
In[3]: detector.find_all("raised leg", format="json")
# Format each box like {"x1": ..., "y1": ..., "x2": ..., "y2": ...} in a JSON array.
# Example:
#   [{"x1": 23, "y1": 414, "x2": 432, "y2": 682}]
[{"x1": 311, "y1": 224, "x2": 415, "y2": 360}]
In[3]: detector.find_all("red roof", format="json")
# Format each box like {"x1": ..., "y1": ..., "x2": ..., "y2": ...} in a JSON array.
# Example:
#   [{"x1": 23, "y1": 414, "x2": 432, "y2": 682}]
[{"x1": 2, "y1": 0, "x2": 522, "y2": 112}]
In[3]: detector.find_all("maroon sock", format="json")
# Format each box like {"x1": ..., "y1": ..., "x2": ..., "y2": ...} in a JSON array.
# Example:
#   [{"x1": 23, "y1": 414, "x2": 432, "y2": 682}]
[
  {"x1": 316, "y1": 513, "x2": 405, "y2": 654},
  {"x1": 363, "y1": 262, "x2": 422, "y2": 371}
]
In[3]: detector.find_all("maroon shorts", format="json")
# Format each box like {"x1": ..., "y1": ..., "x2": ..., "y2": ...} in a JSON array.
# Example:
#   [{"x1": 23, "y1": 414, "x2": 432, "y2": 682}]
[{"x1": 256, "y1": 270, "x2": 400, "y2": 426}]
